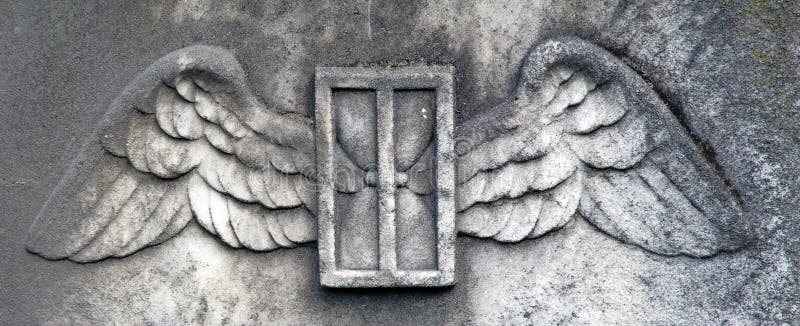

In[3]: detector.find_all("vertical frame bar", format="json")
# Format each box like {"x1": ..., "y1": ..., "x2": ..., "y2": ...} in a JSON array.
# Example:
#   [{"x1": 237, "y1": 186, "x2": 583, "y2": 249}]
[
  {"x1": 375, "y1": 88, "x2": 397, "y2": 271},
  {"x1": 314, "y1": 68, "x2": 336, "y2": 286},
  {"x1": 434, "y1": 70, "x2": 455, "y2": 285}
]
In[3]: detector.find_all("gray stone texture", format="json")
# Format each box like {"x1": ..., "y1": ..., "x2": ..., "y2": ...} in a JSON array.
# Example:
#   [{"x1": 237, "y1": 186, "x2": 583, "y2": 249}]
[
  {"x1": 1, "y1": 0, "x2": 798, "y2": 324},
  {"x1": 315, "y1": 66, "x2": 455, "y2": 288}
]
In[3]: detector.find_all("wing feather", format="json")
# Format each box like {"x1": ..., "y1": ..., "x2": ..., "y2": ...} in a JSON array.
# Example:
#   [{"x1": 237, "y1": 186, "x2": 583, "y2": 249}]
[
  {"x1": 229, "y1": 202, "x2": 279, "y2": 251},
  {"x1": 71, "y1": 171, "x2": 184, "y2": 262},
  {"x1": 564, "y1": 82, "x2": 628, "y2": 134},
  {"x1": 455, "y1": 117, "x2": 562, "y2": 184},
  {"x1": 154, "y1": 86, "x2": 183, "y2": 138},
  {"x1": 293, "y1": 175, "x2": 318, "y2": 213},
  {"x1": 279, "y1": 209, "x2": 317, "y2": 243},
  {"x1": 565, "y1": 110, "x2": 649, "y2": 169},
  {"x1": 266, "y1": 216, "x2": 294, "y2": 248},
  {"x1": 65, "y1": 166, "x2": 142, "y2": 262},
  {"x1": 208, "y1": 154, "x2": 258, "y2": 203},
  {"x1": 188, "y1": 173, "x2": 217, "y2": 235},
  {"x1": 455, "y1": 37, "x2": 750, "y2": 256},
  {"x1": 206, "y1": 178, "x2": 243, "y2": 248},
  {"x1": 72, "y1": 165, "x2": 141, "y2": 254},
  {"x1": 456, "y1": 145, "x2": 578, "y2": 212},
  {"x1": 457, "y1": 201, "x2": 510, "y2": 239},
  {"x1": 172, "y1": 95, "x2": 205, "y2": 140},
  {"x1": 204, "y1": 124, "x2": 237, "y2": 154},
  {"x1": 491, "y1": 194, "x2": 543, "y2": 242},
  {"x1": 116, "y1": 179, "x2": 189, "y2": 257},
  {"x1": 151, "y1": 204, "x2": 193, "y2": 245},
  {"x1": 27, "y1": 45, "x2": 318, "y2": 262},
  {"x1": 540, "y1": 71, "x2": 597, "y2": 119},
  {"x1": 530, "y1": 170, "x2": 583, "y2": 238}
]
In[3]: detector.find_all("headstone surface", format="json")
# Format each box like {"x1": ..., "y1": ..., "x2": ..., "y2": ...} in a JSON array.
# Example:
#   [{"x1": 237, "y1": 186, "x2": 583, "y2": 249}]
[{"x1": 1, "y1": 1, "x2": 798, "y2": 324}]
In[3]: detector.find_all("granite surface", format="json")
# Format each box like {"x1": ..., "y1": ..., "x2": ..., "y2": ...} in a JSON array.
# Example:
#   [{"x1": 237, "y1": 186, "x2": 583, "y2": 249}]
[{"x1": 1, "y1": 0, "x2": 798, "y2": 324}]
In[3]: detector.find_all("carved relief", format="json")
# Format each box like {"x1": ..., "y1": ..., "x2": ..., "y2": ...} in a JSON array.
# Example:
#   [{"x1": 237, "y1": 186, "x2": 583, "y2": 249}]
[
  {"x1": 314, "y1": 67, "x2": 455, "y2": 287},
  {"x1": 26, "y1": 46, "x2": 318, "y2": 262},
  {"x1": 454, "y1": 38, "x2": 749, "y2": 257},
  {"x1": 26, "y1": 37, "x2": 751, "y2": 288}
]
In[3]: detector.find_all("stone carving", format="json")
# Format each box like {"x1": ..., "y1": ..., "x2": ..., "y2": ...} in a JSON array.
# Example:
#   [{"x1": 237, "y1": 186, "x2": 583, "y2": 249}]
[
  {"x1": 26, "y1": 37, "x2": 750, "y2": 287},
  {"x1": 454, "y1": 37, "x2": 750, "y2": 257},
  {"x1": 315, "y1": 67, "x2": 455, "y2": 287},
  {"x1": 26, "y1": 46, "x2": 318, "y2": 262}
]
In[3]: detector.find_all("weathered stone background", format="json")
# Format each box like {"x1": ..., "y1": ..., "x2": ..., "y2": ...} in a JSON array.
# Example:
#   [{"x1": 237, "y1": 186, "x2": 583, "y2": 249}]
[{"x1": 1, "y1": 0, "x2": 797, "y2": 324}]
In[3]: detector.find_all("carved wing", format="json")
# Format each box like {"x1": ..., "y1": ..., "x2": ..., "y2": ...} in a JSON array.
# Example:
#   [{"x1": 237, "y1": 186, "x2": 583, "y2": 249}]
[
  {"x1": 455, "y1": 37, "x2": 750, "y2": 257},
  {"x1": 26, "y1": 45, "x2": 317, "y2": 262}
]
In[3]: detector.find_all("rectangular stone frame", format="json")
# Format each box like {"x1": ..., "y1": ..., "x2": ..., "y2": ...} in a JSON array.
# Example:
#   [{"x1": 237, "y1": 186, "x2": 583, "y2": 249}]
[{"x1": 315, "y1": 66, "x2": 455, "y2": 288}]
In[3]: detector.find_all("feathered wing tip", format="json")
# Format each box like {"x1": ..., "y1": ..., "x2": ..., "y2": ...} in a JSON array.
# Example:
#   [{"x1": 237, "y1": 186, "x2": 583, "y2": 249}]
[
  {"x1": 27, "y1": 45, "x2": 317, "y2": 262},
  {"x1": 25, "y1": 144, "x2": 194, "y2": 262},
  {"x1": 455, "y1": 36, "x2": 752, "y2": 257}
]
